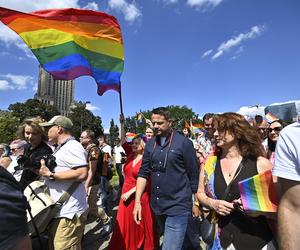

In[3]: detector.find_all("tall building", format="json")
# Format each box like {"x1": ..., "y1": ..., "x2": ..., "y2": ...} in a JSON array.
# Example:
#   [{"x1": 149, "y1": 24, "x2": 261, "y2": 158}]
[{"x1": 35, "y1": 66, "x2": 74, "y2": 115}]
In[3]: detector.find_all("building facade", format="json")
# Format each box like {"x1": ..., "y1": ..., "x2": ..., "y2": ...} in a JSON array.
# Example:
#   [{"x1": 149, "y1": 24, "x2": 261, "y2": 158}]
[{"x1": 35, "y1": 66, "x2": 74, "y2": 115}]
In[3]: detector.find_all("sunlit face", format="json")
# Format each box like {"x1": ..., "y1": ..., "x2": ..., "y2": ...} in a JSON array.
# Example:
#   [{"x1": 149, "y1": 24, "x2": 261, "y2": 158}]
[
  {"x1": 10, "y1": 145, "x2": 24, "y2": 157},
  {"x1": 267, "y1": 121, "x2": 283, "y2": 142},
  {"x1": 98, "y1": 137, "x2": 105, "y2": 147},
  {"x1": 131, "y1": 138, "x2": 144, "y2": 154},
  {"x1": 257, "y1": 121, "x2": 268, "y2": 140},
  {"x1": 213, "y1": 129, "x2": 235, "y2": 148},
  {"x1": 80, "y1": 131, "x2": 90, "y2": 147},
  {"x1": 151, "y1": 114, "x2": 171, "y2": 137},
  {"x1": 145, "y1": 128, "x2": 154, "y2": 140},
  {"x1": 204, "y1": 118, "x2": 214, "y2": 137},
  {"x1": 182, "y1": 128, "x2": 189, "y2": 136},
  {"x1": 47, "y1": 125, "x2": 59, "y2": 144},
  {"x1": 24, "y1": 125, "x2": 43, "y2": 148}
]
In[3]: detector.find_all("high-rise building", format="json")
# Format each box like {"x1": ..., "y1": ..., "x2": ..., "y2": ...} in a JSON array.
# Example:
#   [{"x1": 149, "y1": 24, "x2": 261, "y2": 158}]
[{"x1": 35, "y1": 66, "x2": 74, "y2": 115}]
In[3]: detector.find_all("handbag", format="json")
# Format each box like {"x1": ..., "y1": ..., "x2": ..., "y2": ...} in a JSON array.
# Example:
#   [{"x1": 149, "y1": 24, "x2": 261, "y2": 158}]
[
  {"x1": 199, "y1": 211, "x2": 217, "y2": 245},
  {"x1": 24, "y1": 180, "x2": 80, "y2": 236},
  {"x1": 199, "y1": 160, "x2": 245, "y2": 245}
]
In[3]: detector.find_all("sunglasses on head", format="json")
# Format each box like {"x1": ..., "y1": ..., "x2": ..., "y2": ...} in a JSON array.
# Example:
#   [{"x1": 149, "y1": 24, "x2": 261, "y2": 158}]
[{"x1": 267, "y1": 127, "x2": 282, "y2": 133}]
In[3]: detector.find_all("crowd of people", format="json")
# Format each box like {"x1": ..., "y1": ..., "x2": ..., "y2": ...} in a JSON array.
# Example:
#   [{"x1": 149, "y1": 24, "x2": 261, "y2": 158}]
[{"x1": 0, "y1": 106, "x2": 299, "y2": 250}]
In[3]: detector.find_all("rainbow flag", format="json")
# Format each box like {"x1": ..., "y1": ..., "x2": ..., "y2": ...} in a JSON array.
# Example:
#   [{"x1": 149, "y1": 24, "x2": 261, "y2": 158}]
[
  {"x1": 238, "y1": 170, "x2": 278, "y2": 212},
  {"x1": 0, "y1": 7, "x2": 124, "y2": 95},
  {"x1": 136, "y1": 112, "x2": 144, "y2": 126},
  {"x1": 265, "y1": 112, "x2": 279, "y2": 124},
  {"x1": 126, "y1": 132, "x2": 137, "y2": 143}
]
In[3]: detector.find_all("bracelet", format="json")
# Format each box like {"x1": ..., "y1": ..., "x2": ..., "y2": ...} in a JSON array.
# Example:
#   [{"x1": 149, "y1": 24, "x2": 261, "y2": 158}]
[{"x1": 194, "y1": 201, "x2": 200, "y2": 207}]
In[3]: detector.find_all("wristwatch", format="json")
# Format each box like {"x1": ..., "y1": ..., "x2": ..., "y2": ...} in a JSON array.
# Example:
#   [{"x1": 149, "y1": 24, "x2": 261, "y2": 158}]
[{"x1": 49, "y1": 172, "x2": 55, "y2": 181}]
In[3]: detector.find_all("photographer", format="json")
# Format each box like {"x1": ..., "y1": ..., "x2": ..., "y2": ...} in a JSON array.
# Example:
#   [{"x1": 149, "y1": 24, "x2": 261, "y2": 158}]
[
  {"x1": 17, "y1": 117, "x2": 53, "y2": 190},
  {"x1": 39, "y1": 115, "x2": 88, "y2": 250}
]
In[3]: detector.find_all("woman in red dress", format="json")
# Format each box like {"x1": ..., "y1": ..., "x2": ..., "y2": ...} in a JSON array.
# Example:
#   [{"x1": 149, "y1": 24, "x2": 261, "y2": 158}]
[{"x1": 108, "y1": 136, "x2": 158, "y2": 250}]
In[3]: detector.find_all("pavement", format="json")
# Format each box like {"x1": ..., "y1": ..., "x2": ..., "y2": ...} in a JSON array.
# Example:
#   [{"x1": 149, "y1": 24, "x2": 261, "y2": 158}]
[{"x1": 82, "y1": 188, "x2": 119, "y2": 250}]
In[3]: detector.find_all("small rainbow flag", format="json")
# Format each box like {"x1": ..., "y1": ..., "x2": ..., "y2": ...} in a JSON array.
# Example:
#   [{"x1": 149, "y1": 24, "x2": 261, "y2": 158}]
[
  {"x1": 265, "y1": 112, "x2": 279, "y2": 124},
  {"x1": 0, "y1": 7, "x2": 124, "y2": 95},
  {"x1": 238, "y1": 170, "x2": 278, "y2": 212},
  {"x1": 136, "y1": 112, "x2": 144, "y2": 126},
  {"x1": 126, "y1": 132, "x2": 137, "y2": 143}
]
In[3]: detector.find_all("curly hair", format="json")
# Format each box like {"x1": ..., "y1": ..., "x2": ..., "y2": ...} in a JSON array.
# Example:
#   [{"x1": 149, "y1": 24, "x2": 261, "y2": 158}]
[
  {"x1": 17, "y1": 116, "x2": 48, "y2": 142},
  {"x1": 214, "y1": 112, "x2": 264, "y2": 159}
]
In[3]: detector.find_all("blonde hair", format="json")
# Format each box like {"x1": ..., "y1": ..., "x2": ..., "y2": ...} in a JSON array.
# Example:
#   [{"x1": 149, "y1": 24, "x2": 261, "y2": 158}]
[
  {"x1": 132, "y1": 137, "x2": 145, "y2": 152},
  {"x1": 17, "y1": 116, "x2": 48, "y2": 142}
]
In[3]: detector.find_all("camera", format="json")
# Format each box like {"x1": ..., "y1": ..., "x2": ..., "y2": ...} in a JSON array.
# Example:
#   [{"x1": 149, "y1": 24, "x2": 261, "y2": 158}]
[{"x1": 16, "y1": 154, "x2": 57, "y2": 172}]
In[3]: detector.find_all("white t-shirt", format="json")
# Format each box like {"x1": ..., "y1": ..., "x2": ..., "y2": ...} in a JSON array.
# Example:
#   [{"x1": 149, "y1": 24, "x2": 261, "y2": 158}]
[
  {"x1": 273, "y1": 122, "x2": 300, "y2": 181},
  {"x1": 45, "y1": 139, "x2": 88, "y2": 219},
  {"x1": 114, "y1": 145, "x2": 125, "y2": 164},
  {"x1": 100, "y1": 144, "x2": 112, "y2": 157}
]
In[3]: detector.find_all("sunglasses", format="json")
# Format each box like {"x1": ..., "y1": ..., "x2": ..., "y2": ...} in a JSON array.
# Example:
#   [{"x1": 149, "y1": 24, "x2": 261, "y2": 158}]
[{"x1": 267, "y1": 127, "x2": 282, "y2": 133}]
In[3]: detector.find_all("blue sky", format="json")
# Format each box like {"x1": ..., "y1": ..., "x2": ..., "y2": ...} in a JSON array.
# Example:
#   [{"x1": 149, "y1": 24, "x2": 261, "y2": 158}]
[{"x1": 0, "y1": 0, "x2": 299, "y2": 130}]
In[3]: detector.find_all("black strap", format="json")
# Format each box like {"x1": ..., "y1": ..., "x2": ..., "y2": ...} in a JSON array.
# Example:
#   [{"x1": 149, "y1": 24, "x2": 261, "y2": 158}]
[
  {"x1": 56, "y1": 182, "x2": 80, "y2": 205},
  {"x1": 222, "y1": 160, "x2": 245, "y2": 201}
]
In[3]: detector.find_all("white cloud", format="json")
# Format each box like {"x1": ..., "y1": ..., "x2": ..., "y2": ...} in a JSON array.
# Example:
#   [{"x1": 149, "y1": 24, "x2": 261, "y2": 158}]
[
  {"x1": 0, "y1": 80, "x2": 13, "y2": 91},
  {"x1": 163, "y1": 0, "x2": 179, "y2": 4},
  {"x1": 211, "y1": 25, "x2": 265, "y2": 60},
  {"x1": 237, "y1": 105, "x2": 265, "y2": 118},
  {"x1": 0, "y1": 0, "x2": 79, "y2": 12},
  {"x1": 202, "y1": 49, "x2": 213, "y2": 58},
  {"x1": 187, "y1": 0, "x2": 223, "y2": 9},
  {"x1": 86, "y1": 103, "x2": 100, "y2": 111},
  {"x1": 83, "y1": 2, "x2": 99, "y2": 11},
  {"x1": 0, "y1": 74, "x2": 34, "y2": 91},
  {"x1": 108, "y1": 0, "x2": 142, "y2": 23}
]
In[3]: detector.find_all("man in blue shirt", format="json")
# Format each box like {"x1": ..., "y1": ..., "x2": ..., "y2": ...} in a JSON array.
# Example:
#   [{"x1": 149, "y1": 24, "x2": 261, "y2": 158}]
[{"x1": 133, "y1": 107, "x2": 199, "y2": 250}]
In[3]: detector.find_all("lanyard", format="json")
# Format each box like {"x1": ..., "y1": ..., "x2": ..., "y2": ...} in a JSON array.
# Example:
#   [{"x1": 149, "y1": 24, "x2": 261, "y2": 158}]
[{"x1": 150, "y1": 131, "x2": 174, "y2": 170}]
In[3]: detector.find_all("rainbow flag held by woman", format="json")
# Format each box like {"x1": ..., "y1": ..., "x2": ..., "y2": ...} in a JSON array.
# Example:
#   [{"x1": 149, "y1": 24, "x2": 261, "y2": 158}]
[
  {"x1": 0, "y1": 7, "x2": 124, "y2": 95},
  {"x1": 238, "y1": 170, "x2": 278, "y2": 212}
]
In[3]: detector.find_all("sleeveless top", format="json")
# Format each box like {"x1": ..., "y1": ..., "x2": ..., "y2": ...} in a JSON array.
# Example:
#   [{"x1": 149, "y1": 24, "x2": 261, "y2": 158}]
[{"x1": 214, "y1": 157, "x2": 273, "y2": 250}]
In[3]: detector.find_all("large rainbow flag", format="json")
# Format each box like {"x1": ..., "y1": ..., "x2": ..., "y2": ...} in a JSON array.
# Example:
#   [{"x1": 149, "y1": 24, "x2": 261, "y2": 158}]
[
  {"x1": 238, "y1": 170, "x2": 278, "y2": 212},
  {"x1": 0, "y1": 7, "x2": 124, "y2": 95}
]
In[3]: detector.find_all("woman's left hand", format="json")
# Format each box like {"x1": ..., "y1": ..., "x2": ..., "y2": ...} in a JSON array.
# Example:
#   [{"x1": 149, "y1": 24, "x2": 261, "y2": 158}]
[{"x1": 121, "y1": 191, "x2": 131, "y2": 201}]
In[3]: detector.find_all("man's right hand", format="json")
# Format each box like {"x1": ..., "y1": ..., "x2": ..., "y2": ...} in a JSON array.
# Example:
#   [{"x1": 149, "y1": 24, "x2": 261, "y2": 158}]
[{"x1": 133, "y1": 202, "x2": 142, "y2": 224}]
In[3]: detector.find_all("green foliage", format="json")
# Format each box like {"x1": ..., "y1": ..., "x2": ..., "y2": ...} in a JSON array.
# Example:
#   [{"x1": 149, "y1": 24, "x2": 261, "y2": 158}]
[
  {"x1": 109, "y1": 119, "x2": 119, "y2": 146},
  {"x1": 68, "y1": 104, "x2": 103, "y2": 139},
  {"x1": 124, "y1": 105, "x2": 201, "y2": 133},
  {"x1": 0, "y1": 111, "x2": 20, "y2": 143},
  {"x1": 8, "y1": 99, "x2": 60, "y2": 122}
]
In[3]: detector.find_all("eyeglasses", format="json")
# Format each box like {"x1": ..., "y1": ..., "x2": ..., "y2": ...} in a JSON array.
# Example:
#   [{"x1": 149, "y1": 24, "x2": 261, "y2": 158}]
[
  {"x1": 10, "y1": 148, "x2": 20, "y2": 152},
  {"x1": 267, "y1": 127, "x2": 282, "y2": 133}
]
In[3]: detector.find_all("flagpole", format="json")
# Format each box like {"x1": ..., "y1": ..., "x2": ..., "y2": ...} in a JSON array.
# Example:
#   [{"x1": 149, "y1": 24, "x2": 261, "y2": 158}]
[{"x1": 119, "y1": 82, "x2": 124, "y2": 115}]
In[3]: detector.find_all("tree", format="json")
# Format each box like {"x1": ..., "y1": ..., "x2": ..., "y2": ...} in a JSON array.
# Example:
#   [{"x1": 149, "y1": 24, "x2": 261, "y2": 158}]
[
  {"x1": 68, "y1": 104, "x2": 103, "y2": 139},
  {"x1": 0, "y1": 111, "x2": 20, "y2": 143},
  {"x1": 124, "y1": 105, "x2": 201, "y2": 134},
  {"x1": 109, "y1": 119, "x2": 119, "y2": 146},
  {"x1": 8, "y1": 99, "x2": 60, "y2": 122}
]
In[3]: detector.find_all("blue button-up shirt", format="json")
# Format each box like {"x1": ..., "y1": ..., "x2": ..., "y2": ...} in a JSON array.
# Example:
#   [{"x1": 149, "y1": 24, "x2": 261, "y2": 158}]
[{"x1": 138, "y1": 130, "x2": 199, "y2": 216}]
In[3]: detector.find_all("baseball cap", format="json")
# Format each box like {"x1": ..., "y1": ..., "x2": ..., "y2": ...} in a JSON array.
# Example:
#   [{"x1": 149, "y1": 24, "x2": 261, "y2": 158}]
[{"x1": 39, "y1": 115, "x2": 73, "y2": 129}]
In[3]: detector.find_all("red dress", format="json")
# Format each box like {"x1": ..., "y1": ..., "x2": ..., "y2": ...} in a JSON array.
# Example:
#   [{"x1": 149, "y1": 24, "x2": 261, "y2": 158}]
[{"x1": 108, "y1": 156, "x2": 158, "y2": 250}]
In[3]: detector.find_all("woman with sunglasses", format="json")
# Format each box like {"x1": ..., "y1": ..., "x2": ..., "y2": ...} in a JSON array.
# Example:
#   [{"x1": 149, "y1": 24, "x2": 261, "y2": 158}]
[
  {"x1": 197, "y1": 113, "x2": 274, "y2": 250},
  {"x1": 266, "y1": 120, "x2": 284, "y2": 164},
  {"x1": 108, "y1": 135, "x2": 158, "y2": 250}
]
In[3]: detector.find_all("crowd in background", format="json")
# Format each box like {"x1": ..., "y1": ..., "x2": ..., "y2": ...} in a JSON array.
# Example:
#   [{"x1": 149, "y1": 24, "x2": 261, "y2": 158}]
[{"x1": 0, "y1": 108, "x2": 299, "y2": 250}]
